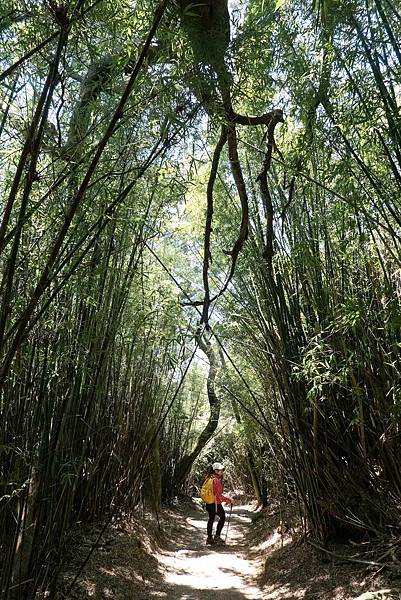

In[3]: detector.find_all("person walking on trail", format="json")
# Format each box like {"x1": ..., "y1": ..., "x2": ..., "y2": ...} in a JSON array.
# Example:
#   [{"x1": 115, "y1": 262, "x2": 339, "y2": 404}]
[{"x1": 201, "y1": 462, "x2": 233, "y2": 546}]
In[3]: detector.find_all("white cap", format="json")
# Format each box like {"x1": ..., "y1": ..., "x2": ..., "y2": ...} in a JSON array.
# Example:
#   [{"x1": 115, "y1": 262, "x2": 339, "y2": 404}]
[{"x1": 212, "y1": 462, "x2": 225, "y2": 470}]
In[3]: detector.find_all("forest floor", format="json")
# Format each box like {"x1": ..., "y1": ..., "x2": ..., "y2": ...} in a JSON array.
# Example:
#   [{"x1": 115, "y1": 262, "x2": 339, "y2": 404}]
[{"x1": 57, "y1": 500, "x2": 401, "y2": 600}]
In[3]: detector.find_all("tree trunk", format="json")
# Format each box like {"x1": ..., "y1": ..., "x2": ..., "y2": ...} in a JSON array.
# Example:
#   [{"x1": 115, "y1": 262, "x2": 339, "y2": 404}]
[{"x1": 173, "y1": 331, "x2": 220, "y2": 489}]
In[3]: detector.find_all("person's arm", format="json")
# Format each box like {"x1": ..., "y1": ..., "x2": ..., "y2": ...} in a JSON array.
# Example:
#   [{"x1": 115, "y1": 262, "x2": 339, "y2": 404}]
[{"x1": 213, "y1": 477, "x2": 232, "y2": 504}]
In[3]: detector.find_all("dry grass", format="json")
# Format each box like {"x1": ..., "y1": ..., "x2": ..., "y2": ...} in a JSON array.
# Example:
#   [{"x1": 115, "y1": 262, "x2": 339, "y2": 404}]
[
  {"x1": 55, "y1": 512, "x2": 167, "y2": 600},
  {"x1": 247, "y1": 503, "x2": 401, "y2": 600}
]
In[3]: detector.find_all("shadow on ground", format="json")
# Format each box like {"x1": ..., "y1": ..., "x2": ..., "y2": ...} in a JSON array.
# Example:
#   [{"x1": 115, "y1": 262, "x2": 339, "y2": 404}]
[
  {"x1": 57, "y1": 501, "x2": 263, "y2": 600},
  {"x1": 156, "y1": 502, "x2": 263, "y2": 599},
  {"x1": 147, "y1": 584, "x2": 250, "y2": 599},
  {"x1": 248, "y1": 506, "x2": 401, "y2": 600},
  {"x1": 56, "y1": 500, "x2": 401, "y2": 600}
]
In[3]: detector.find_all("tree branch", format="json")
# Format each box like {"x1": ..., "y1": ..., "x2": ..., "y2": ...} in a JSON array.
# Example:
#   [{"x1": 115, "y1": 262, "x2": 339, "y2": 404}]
[{"x1": 201, "y1": 126, "x2": 227, "y2": 326}]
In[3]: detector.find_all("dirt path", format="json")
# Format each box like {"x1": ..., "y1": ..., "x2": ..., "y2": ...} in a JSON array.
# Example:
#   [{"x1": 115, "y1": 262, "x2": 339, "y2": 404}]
[
  {"x1": 156, "y1": 504, "x2": 263, "y2": 600},
  {"x1": 58, "y1": 502, "x2": 401, "y2": 599}
]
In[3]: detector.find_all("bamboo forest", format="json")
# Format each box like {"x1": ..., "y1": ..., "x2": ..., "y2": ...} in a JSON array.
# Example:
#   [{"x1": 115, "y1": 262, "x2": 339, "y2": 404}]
[{"x1": 1, "y1": 0, "x2": 401, "y2": 598}]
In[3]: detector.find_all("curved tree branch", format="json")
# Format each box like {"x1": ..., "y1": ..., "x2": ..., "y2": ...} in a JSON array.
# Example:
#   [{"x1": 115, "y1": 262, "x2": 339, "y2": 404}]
[
  {"x1": 256, "y1": 109, "x2": 285, "y2": 268},
  {"x1": 173, "y1": 329, "x2": 221, "y2": 487},
  {"x1": 202, "y1": 127, "x2": 227, "y2": 326}
]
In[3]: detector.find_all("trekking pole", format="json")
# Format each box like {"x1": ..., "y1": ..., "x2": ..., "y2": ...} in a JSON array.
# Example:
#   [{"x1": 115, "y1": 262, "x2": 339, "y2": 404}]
[{"x1": 225, "y1": 503, "x2": 233, "y2": 542}]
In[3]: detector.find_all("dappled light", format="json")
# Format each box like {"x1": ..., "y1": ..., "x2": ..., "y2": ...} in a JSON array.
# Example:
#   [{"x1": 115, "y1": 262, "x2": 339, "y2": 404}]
[
  {"x1": 158, "y1": 507, "x2": 262, "y2": 598},
  {"x1": 1, "y1": 0, "x2": 401, "y2": 598}
]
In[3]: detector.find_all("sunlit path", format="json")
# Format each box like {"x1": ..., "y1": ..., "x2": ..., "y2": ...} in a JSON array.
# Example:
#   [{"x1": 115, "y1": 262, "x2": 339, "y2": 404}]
[{"x1": 155, "y1": 505, "x2": 263, "y2": 600}]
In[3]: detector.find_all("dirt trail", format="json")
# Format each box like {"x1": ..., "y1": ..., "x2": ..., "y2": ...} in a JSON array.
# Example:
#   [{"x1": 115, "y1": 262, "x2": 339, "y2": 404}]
[
  {"x1": 155, "y1": 504, "x2": 263, "y2": 600},
  {"x1": 59, "y1": 502, "x2": 401, "y2": 599}
]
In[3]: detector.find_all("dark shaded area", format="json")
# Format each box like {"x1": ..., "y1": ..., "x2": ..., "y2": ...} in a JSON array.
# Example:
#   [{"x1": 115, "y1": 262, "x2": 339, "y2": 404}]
[{"x1": 249, "y1": 505, "x2": 401, "y2": 600}]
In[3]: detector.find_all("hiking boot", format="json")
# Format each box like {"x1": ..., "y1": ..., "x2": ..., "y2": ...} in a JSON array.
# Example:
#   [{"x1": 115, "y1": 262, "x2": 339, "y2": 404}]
[
  {"x1": 206, "y1": 536, "x2": 214, "y2": 545},
  {"x1": 214, "y1": 535, "x2": 225, "y2": 545}
]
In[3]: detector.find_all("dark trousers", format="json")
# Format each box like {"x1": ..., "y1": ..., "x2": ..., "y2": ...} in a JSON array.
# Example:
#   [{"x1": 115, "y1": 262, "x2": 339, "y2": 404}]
[{"x1": 206, "y1": 503, "x2": 225, "y2": 537}]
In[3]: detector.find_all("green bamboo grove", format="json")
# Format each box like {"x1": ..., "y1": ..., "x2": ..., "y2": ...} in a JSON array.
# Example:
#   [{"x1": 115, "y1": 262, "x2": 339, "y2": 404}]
[{"x1": 1, "y1": 0, "x2": 401, "y2": 597}]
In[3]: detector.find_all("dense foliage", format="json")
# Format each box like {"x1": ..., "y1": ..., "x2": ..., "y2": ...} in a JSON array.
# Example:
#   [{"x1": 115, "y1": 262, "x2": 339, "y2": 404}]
[{"x1": 1, "y1": 0, "x2": 401, "y2": 597}]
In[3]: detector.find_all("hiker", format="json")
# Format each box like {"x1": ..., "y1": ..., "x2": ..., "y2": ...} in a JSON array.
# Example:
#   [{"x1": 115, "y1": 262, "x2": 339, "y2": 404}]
[{"x1": 201, "y1": 462, "x2": 233, "y2": 545}]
